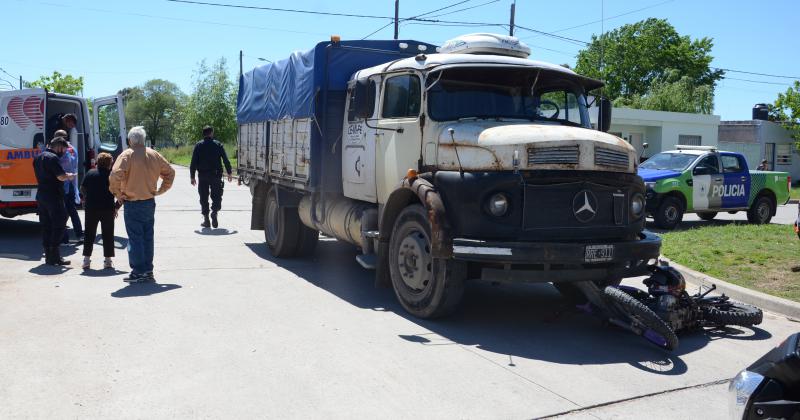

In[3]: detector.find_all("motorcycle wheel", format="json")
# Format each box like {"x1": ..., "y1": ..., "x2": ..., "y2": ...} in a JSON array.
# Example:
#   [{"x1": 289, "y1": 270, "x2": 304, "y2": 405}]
[
  {"x1": 701, "y1": 300, "x2": 763, "y2": 327},
  {"x1": 604, "y1": 286, "x2": 679, "y2": 351}
]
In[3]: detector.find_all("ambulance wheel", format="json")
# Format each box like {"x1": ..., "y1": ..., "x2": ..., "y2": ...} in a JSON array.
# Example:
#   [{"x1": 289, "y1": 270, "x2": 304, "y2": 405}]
[
  {"x1": 264, "y1": 189, "x2": 301, "y2": 257},
  {"x1": 654, "y1": 197, "x2": 684, "y2": 230},
  {"x1": 698, "y1": 212, "x2": 717, "y2": 221},
  {"x1": 747, "y1": 196, "x2": 774, "y2": 225},
  {"x1": 389, "y1": 205, "x2": 466, "y2": 319}
]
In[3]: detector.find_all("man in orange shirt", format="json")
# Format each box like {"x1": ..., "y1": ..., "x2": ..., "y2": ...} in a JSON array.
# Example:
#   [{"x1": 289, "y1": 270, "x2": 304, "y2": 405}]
[{"x1": 109, "y1": 126, "x2": 175, "y2": 283}]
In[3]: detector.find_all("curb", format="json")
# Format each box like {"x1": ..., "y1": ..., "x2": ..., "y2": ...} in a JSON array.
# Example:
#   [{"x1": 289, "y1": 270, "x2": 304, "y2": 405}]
[
  {"x1": 789, "y1": 199, "x2": 798, "y2": 204},
  {"x1": 662, "y1": 257, "x2": 800, "y2": 321}
]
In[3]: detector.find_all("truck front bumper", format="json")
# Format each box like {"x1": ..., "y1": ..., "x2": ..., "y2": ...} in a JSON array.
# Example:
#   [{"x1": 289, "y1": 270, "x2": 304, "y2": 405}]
[{"x1": 451, "y1": 231, "x2": 662, "y2": 283}]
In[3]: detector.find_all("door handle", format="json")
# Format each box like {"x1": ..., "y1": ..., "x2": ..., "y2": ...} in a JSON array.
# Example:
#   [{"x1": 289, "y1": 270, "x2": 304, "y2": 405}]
[
  {"x1": 714, "y1": 178, "x2": 723, "y2": 182},
  {"x1": 687, "y1": 179, "x2": 693, "y2": 186},
  {"x1": 740, "y1": 176, "x2": 747, "y2": 182}
]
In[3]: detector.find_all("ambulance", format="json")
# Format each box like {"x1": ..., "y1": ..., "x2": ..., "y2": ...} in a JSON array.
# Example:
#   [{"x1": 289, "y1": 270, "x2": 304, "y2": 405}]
[{"x1": 0, "y1": 89, "x2": 126, "y2": 218}]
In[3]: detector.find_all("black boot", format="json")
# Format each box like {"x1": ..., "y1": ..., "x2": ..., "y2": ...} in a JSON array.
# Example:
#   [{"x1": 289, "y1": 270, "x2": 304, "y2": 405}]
[
  {"x1": 201, "y1": 215, "x2": 210, "y2": 228},
  {"x1": 44, "y1": 247, "x2": 52, "y2": 265},
  {"x1": 211, "y1": 212, "x2": 218, "y2": 228},
  {"x1": 49, "y1": 246, "x2": 71, "y2": 266}
]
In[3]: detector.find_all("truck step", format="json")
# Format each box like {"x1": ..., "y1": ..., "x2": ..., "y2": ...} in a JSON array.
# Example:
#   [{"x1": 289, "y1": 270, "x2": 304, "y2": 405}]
[
  {"x1": 356, "y1": 254, "x2": 377, "y2": 270},
  {"x1": 363, "y1": 230, "x2": 380, "y2": 239}
]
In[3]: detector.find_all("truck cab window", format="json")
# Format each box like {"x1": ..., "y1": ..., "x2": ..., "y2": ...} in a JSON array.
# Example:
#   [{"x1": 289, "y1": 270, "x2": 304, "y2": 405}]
[
  {"x1": 536, "y1": 90, "x2": 583, "y2": 125},
  {"x1": 382, "y1": 75, "x2": 421, "y2": 119}
]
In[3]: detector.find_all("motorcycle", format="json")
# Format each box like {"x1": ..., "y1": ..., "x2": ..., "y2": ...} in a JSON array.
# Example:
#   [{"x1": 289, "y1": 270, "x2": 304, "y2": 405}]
[{"x1": 729, "y1": 332, "x2": 800, "y2": 419}]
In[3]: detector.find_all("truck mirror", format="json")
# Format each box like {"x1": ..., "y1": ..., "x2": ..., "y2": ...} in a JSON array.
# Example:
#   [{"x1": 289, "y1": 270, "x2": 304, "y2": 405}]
[
  {"x1": 598, "y1": 97, "x2": 612, "y2": 132},
  {"x1": 351, "y1": 79, "x2": 375, "y2": 119}
]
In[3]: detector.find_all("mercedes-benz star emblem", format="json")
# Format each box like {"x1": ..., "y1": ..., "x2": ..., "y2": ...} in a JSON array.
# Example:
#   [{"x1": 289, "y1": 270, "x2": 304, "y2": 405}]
[{"x1": 573, "y1": 190, "x2": 598, "y2": 223}]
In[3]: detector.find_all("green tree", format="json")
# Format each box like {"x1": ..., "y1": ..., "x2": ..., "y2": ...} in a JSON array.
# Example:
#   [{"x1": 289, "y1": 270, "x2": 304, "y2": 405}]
[
  {"x1": 176, "y1": 58, "x2": 237, "y2": 145},
  {"x1": 575, "y1": 18, "x2": 724, "y2": 102},
  {"x1": 614, "y1": 73, "x2": 715, "y2": 114},
  {"x1": 26, "y1": 71, "x2": 84, "y2": 95},
  {"x1": 123, "y1": 80, "x2": 185, "y2": 147},
  {"x1": 771, "y1": 81, "x2": 800, "y2": 144}
]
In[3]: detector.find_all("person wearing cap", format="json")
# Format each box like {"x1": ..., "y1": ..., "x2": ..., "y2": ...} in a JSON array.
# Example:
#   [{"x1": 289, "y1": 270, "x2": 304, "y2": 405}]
[
  {"x1": 54, "y1": 128, "x2": 83, "y2": 243},
  {"x1": 189, "y1": 126, "x2": 232, "y2": 228},
  {"x1": 33, "y1": 137, "x2": 76, "y2": 265},
  {"x1": 109, "y1": 126, "x2": 175, "y2": 283}
]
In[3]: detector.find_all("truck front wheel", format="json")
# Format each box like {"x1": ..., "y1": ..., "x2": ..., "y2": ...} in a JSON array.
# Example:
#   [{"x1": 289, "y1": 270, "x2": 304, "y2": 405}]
[
  {"x1": 654, "y1": 196, "x2": 684, "y2": 230},
  {"x1": 264, "y1": 189, "x2": 318, "y2": 257},
  {"x1": 747, "y1": 195, "x2": 774, "y2": 224},
  {"x1": 389, "y1": 204, "x2": 466, "y2": 319}
]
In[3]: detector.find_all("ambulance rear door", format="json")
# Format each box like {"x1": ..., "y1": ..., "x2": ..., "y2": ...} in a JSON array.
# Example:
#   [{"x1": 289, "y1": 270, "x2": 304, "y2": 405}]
[{"x1": 92, "y1": 94, "x2": 127, "y2": 157}]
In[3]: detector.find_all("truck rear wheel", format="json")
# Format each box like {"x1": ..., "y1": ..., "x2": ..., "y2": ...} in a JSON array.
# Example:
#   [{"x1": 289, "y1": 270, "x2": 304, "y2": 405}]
[
  {"x1": 389, "y1": 205, "x2": 466, "y2": 319},
  {"x1": 654, "y1": 196, "x2": 683, "y2": 230},
  {"x1": 264, "y1": 189, "x2": 318, "y2": 257},
  {"x1": 747, "y1": 195, "x2": 774, "y2": 224},
  {"x1": 697, "y1": 212, "x2": 717, "y2": 221}
]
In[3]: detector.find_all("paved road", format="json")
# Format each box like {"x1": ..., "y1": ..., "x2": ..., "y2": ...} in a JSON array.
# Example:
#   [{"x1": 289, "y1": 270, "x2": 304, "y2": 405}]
[
  {"x1": 1, "y1": 165, "x2": 798, "y2": 419},
  {"x1": 648, "y1": 201, "x2": 798, "y2": 232}
]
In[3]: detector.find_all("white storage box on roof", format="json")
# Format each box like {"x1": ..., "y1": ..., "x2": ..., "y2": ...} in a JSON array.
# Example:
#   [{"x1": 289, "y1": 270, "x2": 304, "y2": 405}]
[{"x1": 439, "y1": 33, "x2": 531, "y2": 58}]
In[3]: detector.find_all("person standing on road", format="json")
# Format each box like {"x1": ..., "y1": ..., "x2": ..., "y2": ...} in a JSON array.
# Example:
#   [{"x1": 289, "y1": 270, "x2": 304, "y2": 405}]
[
  {"x1": 189, "y1": 126, "x2": 232, "y2": 228},
  {"x1": 757, "y1": 159, "x2": 769, "y2": 171},
  {"x1": 80, "y1": 152, "x2": 121, "y2": 270},
  {"x1": 55, "y1": 129, "x2": 83, "y2": 243},
  {"x1": 109, "y1": 126, "x2": 175, "y2": 283},
  {"x1": 33, "y1": 137, "x2": 76, "y2": 266}
]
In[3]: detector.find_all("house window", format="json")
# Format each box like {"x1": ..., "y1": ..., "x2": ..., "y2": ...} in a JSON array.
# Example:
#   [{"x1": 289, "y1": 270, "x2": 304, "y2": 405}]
[
  {"x1": 678, "y1": 135, "x2": 702, "y2": 146},
  {"x1": 776, "y1": 144, "x2": 792, "y2": 165},
  {"x1": 609, "y1": 132, "x2": 622, "y2": 138}
]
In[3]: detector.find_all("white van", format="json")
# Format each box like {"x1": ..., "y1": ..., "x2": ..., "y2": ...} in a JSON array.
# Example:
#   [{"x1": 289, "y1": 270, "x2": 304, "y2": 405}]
[{"x1": 0, "y1": 89, "x2": 126, "y2": 218}]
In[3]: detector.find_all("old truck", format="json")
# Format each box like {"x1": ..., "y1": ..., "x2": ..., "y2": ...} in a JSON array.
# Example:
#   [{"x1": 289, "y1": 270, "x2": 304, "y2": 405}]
[
  {"x1": 0, "y1": 88, "x2": 127, "y2": 218},
  {"x1": 640, "y1": 146, "x2": 791, "y2": 229},
  {"x1": 237, "y1": 34, "x2": 662, "y2": 318}
]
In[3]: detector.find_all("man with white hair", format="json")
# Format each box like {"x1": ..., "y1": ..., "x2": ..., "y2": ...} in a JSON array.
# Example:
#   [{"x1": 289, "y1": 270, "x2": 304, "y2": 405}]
[{"x1": 109, "y1": 126, "x2": 175, "y2": 283}]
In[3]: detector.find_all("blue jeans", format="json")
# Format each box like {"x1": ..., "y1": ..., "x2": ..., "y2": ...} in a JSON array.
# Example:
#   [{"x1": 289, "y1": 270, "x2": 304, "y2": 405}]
[{"x1": 124, "y1": 199, "x2": 155, "y2": 275}]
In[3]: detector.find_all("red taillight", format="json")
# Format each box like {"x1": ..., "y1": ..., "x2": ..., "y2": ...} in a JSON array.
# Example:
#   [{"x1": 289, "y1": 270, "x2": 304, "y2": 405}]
[{"x1": 87, "y1": 149, "x2": 97, "y2": 169}]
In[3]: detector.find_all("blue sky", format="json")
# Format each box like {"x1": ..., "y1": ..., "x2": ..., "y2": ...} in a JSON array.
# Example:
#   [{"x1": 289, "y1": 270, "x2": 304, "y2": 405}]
[{"x1": 3, "y1": 0, "x2": 797, "y2": 120}]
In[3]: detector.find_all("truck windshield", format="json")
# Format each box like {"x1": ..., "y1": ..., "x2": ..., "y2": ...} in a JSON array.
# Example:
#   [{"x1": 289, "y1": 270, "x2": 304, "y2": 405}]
[
  {"x1": 426, "y1": 67, "x2": 590, "y2": 127},
  {"x1": 640, "y1": 152, "x2": 698, "y2": 171}
]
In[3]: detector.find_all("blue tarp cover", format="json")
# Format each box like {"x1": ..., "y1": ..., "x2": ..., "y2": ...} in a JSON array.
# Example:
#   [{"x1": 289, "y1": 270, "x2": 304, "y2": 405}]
[{"x1": 237, "y1": 40, "x2": 436, "y2": 124}]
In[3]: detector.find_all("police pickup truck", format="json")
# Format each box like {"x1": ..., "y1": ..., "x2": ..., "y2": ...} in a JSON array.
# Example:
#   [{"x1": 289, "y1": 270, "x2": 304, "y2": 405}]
[{"x1": 639, "y1": 146, "x2": 791, "y2": 229}]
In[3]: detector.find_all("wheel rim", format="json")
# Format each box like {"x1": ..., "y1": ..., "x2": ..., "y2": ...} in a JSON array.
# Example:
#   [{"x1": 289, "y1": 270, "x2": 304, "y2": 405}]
[
  {"x1": 664, "y1": 206, "x2": 678, "y2": 222},
  {"x1": 396, "y1": 229, "x2": 432, "y2": 292},
  {"x1": 757, "y1": 202, "x2": 770, "y2": 222},
  {"x1": 266, "y1": 198, "x2": 279, "y2": 244}
]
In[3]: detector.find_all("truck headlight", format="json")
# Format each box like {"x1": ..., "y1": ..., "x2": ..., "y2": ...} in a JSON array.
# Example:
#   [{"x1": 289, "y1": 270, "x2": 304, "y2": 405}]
[
  {"x1": 631, "y1": 193, "x2": 645, "y2": 217},
  {"x1": 487, "y1": 193, "x2": 510, "y2": 217},
  {"x1": 728, "y1": 370, "x2": 764, "y2": 419}
]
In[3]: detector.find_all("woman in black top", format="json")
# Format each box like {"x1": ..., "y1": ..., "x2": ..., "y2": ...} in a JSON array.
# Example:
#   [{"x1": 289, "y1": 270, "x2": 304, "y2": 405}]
[{"x1": 81, "y1": 153, "x2": 120, "y2": 269}]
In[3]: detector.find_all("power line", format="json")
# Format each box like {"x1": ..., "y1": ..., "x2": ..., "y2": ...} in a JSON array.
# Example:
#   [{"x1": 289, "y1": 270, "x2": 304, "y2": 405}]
[
  {"x1": 362, "y1": 0, "x2": 474, "y2": 40},
  {"x1": 426, "y1": 0, "x2": 500, "y2": 18},
  {"x1": 524, "y1": 0, "x2": 674, "y2": 39},
  {"x1": 514, "y1": 24, "x2": 588, "y2": 46},
  {"x1": 714, "y1": 67, "x2": 800, "y2": 80},
  {"x1": 723, "y1": 77, "x2": 795, "y2": 86}
]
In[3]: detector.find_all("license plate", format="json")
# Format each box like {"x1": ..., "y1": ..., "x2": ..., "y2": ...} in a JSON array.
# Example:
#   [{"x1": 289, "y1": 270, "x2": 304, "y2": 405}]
[
  {"x1": 585, "y1": 244, "x2": 614, "y2": 262},
  {"x1": 13, "y1": 190, "x2": 31, "y2": 197}
]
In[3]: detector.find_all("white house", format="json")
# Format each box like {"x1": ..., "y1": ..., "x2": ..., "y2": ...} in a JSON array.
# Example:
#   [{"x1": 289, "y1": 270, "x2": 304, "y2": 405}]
[
  {"x1": 719, "y1": 119, "x2": 800, "y2": 179},
  {"x1": 606, "y1": 108, "x2": 720, "y2": 159}
]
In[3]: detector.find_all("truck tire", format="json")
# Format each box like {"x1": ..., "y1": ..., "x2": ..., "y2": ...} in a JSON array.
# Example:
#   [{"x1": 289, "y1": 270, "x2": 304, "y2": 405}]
[
  {"x1": 264, "y1": 189, "x2": 303, "y2": 257},
  {"x1": 697, "y1": 212, "x2": 717, "y2": 221},
  {"x1": 295, "y1": 225, "x2": 319, "y2": 257},
  {"x1": 388, "y1": 204, "x2": 466, "y2": 319},
  {"x1": 654, "y1": 196, "x2": 684, "y2": 230},
  {"x1": 747, "y1": 195, "x2": 774, "y2": 224}
]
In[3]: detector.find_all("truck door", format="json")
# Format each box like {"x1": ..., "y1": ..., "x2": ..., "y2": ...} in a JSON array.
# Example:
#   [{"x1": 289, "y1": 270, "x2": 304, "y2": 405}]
[
  {"x1": 691, "y1": 153, "x2": 723, "y2": 211},
  {"x1": 92, "y1": 95, "x2": 127, "y2": 157},
  {"x1": 343, "y1": 78, "x2": 378, "y2": 202},
  {"x1": 720, "y1": 153, "x2": 750, "y2": 209},
  {"x1": 375, "y1": 73, "x2": 423, "y2": 203}
]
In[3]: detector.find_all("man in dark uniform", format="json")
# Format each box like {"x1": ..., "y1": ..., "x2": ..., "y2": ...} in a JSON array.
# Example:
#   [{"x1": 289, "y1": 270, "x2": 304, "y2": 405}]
[
  {"x1": 33, "y1": 137, "x2": 76, "y2": 265},
  {"x1": 189, "y1": 126, "x2": 232, "y2": 228}
]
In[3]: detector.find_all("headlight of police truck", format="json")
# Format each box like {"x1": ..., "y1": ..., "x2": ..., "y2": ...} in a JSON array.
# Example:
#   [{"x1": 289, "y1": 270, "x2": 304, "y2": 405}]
[
  {"x1": 631, "y1": 193, "x2": 645, "y2": 217},
  {"x1": 728, "y1": 370, "x2": 764, "y2": 419},
  {"x1": 487, "y1": 193, "x2": 510, "y2": 217},
  {"x1": 645, "y1": 182, "x2": 655, "y2": 190}
]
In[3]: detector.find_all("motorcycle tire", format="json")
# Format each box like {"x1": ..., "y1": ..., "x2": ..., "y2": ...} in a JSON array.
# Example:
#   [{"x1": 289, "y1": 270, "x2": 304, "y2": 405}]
[
  {"x1": 701, "y1": 301, "x2": 763, "y2": 327},
  {"x1": 604, "y1": 286, "x2": 680, "y2": 351}
]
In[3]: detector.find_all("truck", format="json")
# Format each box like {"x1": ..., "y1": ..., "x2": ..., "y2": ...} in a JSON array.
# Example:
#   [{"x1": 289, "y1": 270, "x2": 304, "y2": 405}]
[
  {"x1": 639, "y1": 146, "x2": 791, "y2": 229},
  {"x1": 0, "y1": 89, "x2": 127, "y2": 218},
  {"x1": 237, "y1": 33, "x2": 662, "y2": 318}
]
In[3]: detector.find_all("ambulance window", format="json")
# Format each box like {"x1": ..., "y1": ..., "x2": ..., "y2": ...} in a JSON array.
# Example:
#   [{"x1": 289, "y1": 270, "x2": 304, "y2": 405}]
[
  {"x1": 722, "y1": 154, "x2": 745, "y2": 173},
  {"x1": 96, "y1": 103, "x2": 120, "y2": 150},
  {"x1": 382, "y1": 74, "x2": 421, "y2": 119},
  {"x1": 695, "y1": 155, "x2": 719, "y2": 174}
]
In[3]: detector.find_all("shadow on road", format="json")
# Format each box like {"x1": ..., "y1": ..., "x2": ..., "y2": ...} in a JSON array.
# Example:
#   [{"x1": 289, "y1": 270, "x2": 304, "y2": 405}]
[
  {"x1": 80, "y1": 268, "x2": 129, "y2": 277},
  {"x1": 194, "y1": 228, "x2": 238, "y2": 236},
  {"x1": 111, "y1": 282, "x2": 182, "y2": 298},
  {"x1": 243, "y1": 238, "x2": 772, "y2": 375},
  {"x1": 29, "y1": 264, "x2": 72, "y2": 275}
]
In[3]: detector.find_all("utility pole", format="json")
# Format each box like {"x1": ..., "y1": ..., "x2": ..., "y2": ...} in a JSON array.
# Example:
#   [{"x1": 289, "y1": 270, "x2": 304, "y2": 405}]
[
  {"x1": 239, "y1": 50, "x2": 243, "y2": 78},
  {"x1": 509, "y1": 0, "x2": 516, "y2": 36},
  {"x1": 19, "y1": 75, "x2": 22, "y2": 89},
  {"x1": 393, "y1": 0, "x2": 399, "y2": 40}
]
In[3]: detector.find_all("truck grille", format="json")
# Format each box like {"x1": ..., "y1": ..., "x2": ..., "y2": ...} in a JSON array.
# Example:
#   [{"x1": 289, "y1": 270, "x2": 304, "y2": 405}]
[
  {"x1": 595, "y1": 148, "x2": 629, "y2": 169},
  {"x1": 527, "y1": 146, "x2": 579, "y2": 166}
]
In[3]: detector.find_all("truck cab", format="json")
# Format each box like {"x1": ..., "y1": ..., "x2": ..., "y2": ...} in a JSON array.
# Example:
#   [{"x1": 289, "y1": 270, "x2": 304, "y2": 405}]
[
  {"x1": 0, "y1": 89, "x2": 126, "y2": 218},
  {"x1": 640, "y1": 146, "x2": 791, "y2": 229},
  {"x1": 238, "y1": 34, "x2": 662, "y2": 319}
]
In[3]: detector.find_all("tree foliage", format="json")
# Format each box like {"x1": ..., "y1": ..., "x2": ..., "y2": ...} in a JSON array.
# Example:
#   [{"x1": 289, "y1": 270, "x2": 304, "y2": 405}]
[
  {"x1": 771, "y1": 80, "x2": 800, "y2": 144},
  {"x1": 123, "y1": 79, "x2": 185, "y2": 147},
  {"x1": 26, "y1": 71, "x2": 84, "y2": 95},
  {"x1": 614, "y1": 73, "x2": 715, "y2": 114},
  {"x1": 575, "y1": 18, "x2": 723, "y2": 113},
  {"x1": 176, "y1": 58, "x2": 238, "y2": 145}
]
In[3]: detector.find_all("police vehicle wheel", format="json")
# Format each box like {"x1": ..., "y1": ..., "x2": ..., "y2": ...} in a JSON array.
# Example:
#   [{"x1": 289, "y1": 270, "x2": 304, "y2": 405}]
[
  {"x1": 697, "y1": 212, "x2": 717, "y2": 221},
  {"x1": 388, "y1": 204, "x2": 466, "y2": 319},
  {"x1": 264, "y1": 189, "x2": 301, "y2": 257},
  {"x1": 747, "y1": 196, "x2": 774, "y2": 224},
  {"x1": 654, "y1": 197, "x2": 683, "y2": 230}
]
